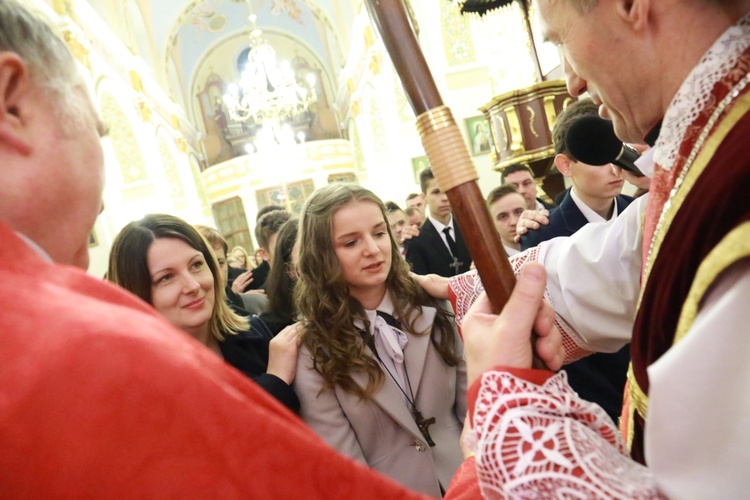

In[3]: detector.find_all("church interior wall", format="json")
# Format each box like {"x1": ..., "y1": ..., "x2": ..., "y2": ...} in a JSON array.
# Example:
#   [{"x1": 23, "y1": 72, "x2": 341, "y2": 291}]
[{"x1": 25, "y1": 0, "x2": 642, "y2": 279}]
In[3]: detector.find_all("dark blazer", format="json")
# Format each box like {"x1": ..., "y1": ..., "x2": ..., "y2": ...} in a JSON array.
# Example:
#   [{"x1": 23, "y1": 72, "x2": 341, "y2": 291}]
[
  {"x1": 537, "y1": 196, "x2": 557, "y2": 211},
  {"x1": 519, "y1": 190, "x2": 634, "y2": 423},
  {"x1": 220, "y1": 320, "x2": 299, "y2": 412},
  {"x1": 228, "y1": 262, "x2": 270, "y2": 292},
  {"x1": 245, "y1": 260, "x2": 269, "y2": 290},
  {"x1": 225, "y1": 285, "x2": 250, "y2": 317},
  {"x1": 405, "y1": 218, "x2": 472, "y2": 277},
  {"x1": 520, "y1": 192, "x2": 634, "y2": 251}
]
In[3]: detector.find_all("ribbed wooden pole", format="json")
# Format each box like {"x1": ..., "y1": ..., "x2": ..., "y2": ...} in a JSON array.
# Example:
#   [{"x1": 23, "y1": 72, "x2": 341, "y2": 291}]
[{"x1": 364, "y1": 0, "x2": 516, "y2": 312}]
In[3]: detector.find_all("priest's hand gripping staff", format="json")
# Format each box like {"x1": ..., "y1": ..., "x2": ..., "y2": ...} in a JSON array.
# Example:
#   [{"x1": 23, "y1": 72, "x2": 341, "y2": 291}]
[{"x1": 364, "y1": 0, "x2": 548, "y2": 368}]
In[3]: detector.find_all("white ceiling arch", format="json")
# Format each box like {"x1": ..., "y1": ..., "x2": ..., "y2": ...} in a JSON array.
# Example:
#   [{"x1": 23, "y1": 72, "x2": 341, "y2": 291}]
[{"x1": 159, "y1": 0, "x2": 347, "y2": 104}]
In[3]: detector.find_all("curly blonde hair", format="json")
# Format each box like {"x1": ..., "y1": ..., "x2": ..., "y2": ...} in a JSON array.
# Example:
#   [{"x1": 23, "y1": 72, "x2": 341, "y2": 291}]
[{"x1": 295, "y1": 184, "x2": 459, "y2": 398}]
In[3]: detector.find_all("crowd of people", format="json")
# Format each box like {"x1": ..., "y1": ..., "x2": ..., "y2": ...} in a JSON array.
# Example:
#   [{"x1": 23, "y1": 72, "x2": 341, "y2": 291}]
[{"x1": 2, "y1": 0, "x2": 749, "y2": 496}]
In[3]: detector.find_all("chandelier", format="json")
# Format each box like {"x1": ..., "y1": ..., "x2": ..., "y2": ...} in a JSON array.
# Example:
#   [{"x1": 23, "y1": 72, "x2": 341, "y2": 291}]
[{"x1": 222, "y1": 1, "x2": 317, "y2": 129}]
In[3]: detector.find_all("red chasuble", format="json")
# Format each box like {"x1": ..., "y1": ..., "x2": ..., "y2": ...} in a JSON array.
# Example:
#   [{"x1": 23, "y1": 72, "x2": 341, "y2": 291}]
[{"x1": 0, "y1": 223, "x2": 467, "y2": 497}]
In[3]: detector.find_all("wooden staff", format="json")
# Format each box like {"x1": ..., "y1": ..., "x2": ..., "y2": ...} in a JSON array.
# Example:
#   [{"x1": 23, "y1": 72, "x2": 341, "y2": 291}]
[{"x1": 364, "y1": 0, "x2": 515, "y2": 313}]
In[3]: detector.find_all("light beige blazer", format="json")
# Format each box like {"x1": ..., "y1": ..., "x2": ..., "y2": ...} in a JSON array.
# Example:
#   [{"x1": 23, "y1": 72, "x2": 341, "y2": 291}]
[{"x1": 294, "y1": 298, "x2": 467, "y2": 498}]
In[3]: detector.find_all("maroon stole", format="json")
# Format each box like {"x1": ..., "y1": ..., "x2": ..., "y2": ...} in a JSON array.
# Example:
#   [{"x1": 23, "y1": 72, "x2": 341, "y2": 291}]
[{"x1": 627, "y1": 49, "x2": 750, "y2": 464}]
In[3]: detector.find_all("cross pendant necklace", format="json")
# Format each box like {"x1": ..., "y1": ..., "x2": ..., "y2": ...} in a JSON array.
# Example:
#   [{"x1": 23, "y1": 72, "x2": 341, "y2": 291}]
[
  {"x1": 412, "y1": 408, "x2": 436, "y2": 447},
  {"x1": 359, "y1": 324, "x2": 438, "y2": 448},
  {"x1": 449, "y1": 257, "x2": 463, "y2": 275}
]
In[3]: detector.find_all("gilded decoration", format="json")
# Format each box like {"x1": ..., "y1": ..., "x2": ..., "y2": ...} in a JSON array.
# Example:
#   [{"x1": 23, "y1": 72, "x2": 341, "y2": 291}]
[
  {"x1": 369, "y1": 52, "x2": 382, "y2": 76},
  {"x1": 129, "y1": 71, "x2": 144, "y2": 93},
  {"x1": 53, "y1": 0, "x2": 77, "y2": 23},
  {"x1": 367, "y1": 90, "x2": 387, "y2": 153},
  {"x1": 62, "y1": 31, "x2": 90, "y2": 71},
  {"x1": 363, "y1": 26, "x2": 374, "y2": 49},
  {"x1": 440, "y1": 1, "x2": 476, "y2": 65},
  {"x1": 190, "y1": 157, "x2": 210, "y2": 206},
  {"x1": 394, "y1": 73, "x2": 413, "y2": 123},
  {"x1": 137, "y1": 100, "x2": 152, "y2": 122},
  {"x1": 100, "y1": 93, "x2": 147, "y2": 184},
  {"x1": 349, "y1": 121, "x2": 366, "y2": 172},
  {"x1": 158, "y1": 137, "x2": 184, "y2": 199}
]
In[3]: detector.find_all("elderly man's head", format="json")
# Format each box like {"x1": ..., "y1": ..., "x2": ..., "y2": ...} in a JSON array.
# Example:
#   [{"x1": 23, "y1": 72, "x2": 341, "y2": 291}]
[{"x1": 0, "y1": 0, "x2": 106, "y2": 269}]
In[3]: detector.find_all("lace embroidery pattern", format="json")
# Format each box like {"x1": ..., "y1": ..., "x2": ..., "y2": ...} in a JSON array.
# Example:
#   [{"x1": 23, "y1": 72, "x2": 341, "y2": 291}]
[
  {"x1": 654, "y1": 12, "x2": 750, "y2": 171},
  {"x1": 448, "y1": 244, "x2": 592, "y2": 364},
  {"x1": 473, "y1": 371, "x2": 660, "y2": 499}
]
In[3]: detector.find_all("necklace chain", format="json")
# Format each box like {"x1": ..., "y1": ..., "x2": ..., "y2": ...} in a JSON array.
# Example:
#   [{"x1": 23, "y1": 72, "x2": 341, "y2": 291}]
[{"x1": 644, "y1": 75, "x2": 750, "y2": 281}]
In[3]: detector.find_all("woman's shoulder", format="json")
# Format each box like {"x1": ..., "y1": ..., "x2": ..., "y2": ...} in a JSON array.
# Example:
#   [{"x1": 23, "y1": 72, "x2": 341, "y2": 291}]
[
  {"x1": 257, "y1": 311, "x2": 294, "y2": 337},
  {"x1": 402, "y1": 298, "x2": 454, "y2": 323},
  {"x1": 245, "y1": 316, "x2": 274, "y2": 339}
]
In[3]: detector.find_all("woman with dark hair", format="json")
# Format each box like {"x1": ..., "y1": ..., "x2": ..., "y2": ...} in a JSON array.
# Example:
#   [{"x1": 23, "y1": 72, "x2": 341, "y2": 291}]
[
  {"x1": 108, "y1": 214, "x2": 300, "y2": 412},
  {"x1": 293, "y1": 184, "x2": 466, "y2": 497}
]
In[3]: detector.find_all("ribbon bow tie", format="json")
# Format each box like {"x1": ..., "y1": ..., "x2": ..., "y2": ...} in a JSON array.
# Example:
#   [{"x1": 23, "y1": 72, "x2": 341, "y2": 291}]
[{"x1": 373, "y1": 311, "x2": 407, "y2": 363}]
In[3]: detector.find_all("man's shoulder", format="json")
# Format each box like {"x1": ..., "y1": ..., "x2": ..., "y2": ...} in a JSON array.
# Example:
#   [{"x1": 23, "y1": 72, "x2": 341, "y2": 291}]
[
  {"x1": 521, "y1": 218, "x2": 565, "y2": 248},
  {"x1": 408, "y1": 220, "x2": 437, "y2": 246},
  {"x1": 419, "y1": 218, "x2": 437, "y2": 232},
  {"x1": 539, "y1": 192, "x2": 575, "y2": 230},
  {"x1": 0, "y1": 255, "x2": 170, "y2": 335},
  {"x1": 520, "y1": 197, "x2": 575, "y2": 249},
  {"x1": 616, "y1": 193, "x2": 636, "y2": 211},
  {"x1": 537, "y1": 197, "x2": 557, "y2": 211}
]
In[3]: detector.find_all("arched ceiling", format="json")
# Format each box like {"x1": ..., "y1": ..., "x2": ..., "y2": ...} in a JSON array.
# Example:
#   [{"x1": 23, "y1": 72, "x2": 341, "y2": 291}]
[{"x1": 86, "y1": 0, "x2": 350, "y2": 105}]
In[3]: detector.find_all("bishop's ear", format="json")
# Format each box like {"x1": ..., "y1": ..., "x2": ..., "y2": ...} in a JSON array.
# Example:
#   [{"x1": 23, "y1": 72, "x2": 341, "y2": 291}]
[
  {"x1": 616, "y1": 0, "x2": 650, "y2": 31},
  {"x1": 0, "y1": 52, "x2": 33, "y2": 155}
]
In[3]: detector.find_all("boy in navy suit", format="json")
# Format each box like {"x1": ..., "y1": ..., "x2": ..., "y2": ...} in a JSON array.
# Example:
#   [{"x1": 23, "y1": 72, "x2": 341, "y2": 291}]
[{"x1": 520, "y1": 98, "x2": 634, "y2": 424}]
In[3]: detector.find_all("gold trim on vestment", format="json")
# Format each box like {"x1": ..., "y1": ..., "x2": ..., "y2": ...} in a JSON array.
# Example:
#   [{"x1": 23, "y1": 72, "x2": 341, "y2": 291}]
[
  {"x1": 674, "y1": 222, "x2": 750, "y2": 345},
  {"x1": 626, "y1": 88, "x2": 750, "y2": 450},
  {"x1": 625, "y1": 364, "x2": 649, "y2": 450},
  {"x1": 638, "y1": 90, "x2": 750, "y2": 310}
]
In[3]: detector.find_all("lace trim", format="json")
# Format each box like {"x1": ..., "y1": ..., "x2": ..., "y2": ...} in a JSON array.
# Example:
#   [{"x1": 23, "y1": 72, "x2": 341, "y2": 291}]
[
  {"x1": 473, "y1": 371, "x2": 660, "y2": 499},
  {"x1": 654, "y1": 12, "x2": 750, "y2": 170},
  {"x1": 448, "y1": 244, "x2": 593, "y2": 363}
]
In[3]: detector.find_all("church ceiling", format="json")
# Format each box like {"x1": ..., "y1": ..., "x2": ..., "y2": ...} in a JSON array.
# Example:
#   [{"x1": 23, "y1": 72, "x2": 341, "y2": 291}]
[{"x1": 84, "y1": 0, "x2": 349, "y2": 105}]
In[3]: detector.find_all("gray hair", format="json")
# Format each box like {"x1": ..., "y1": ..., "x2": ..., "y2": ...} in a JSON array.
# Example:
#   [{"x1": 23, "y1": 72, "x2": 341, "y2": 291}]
[{"x1": 0, "y1": 0, "x2": 87, "y2": 126}]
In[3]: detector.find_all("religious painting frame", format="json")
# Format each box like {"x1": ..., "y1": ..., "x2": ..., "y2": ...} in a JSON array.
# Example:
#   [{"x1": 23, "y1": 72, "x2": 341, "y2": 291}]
[
  {"x1": 465, "y1": 115, "x2": 492, "y2": 156},
  {"x1": 411, "y1": 155, "x2": 430, "y2": 184}
]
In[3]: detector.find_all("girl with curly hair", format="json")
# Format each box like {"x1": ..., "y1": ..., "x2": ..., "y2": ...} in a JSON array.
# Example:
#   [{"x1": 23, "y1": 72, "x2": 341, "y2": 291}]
[{"x1": 294, "y1": 184, "x2": 466, "y2": 497}]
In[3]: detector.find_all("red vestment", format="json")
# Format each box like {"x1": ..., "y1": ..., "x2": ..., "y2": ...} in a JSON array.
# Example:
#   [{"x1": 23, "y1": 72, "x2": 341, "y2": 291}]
[{"x1": 1, "y1": 223, "x2": 475, "y2": 497}]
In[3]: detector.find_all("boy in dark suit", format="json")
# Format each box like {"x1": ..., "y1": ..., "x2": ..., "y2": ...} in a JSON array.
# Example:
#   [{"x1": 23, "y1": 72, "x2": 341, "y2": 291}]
[
  {"x1": 521, "y1": 99, "x2": 635, "y2": 251},
  {"x1": 405, "y1": 168, "x2": 472, "y2": 277},
  {"x1": 520, "y1": 98, "x2": 634, "y2": 424}
]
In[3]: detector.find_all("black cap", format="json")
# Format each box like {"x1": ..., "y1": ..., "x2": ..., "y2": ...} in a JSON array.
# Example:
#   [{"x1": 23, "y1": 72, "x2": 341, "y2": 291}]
[
  {"x1": 565, "y1": 115, "x2": 623, "y2": 166},
  {"x1": 455, "y1": 0, "x2": 517, "y2": 15}
]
